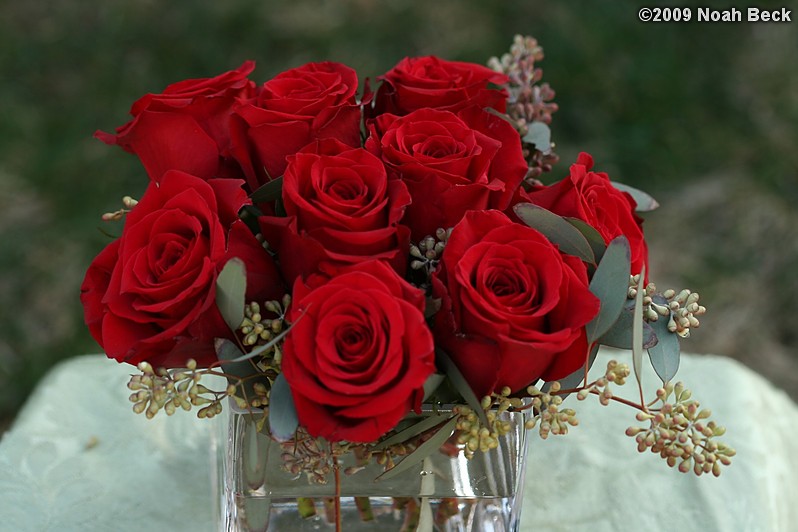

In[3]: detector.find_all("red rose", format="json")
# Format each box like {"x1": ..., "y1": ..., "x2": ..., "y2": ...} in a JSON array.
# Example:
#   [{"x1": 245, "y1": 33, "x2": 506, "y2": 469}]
[
  {"x1": 432, "y1": 210, "x2": 599, "y2": 398},
  {"x1": 366, "y1": 106, "x2": 527, "y2": 239},
  {"x1": 229, "y1": 61, "x2": 362, "y2": 191},
  {"x1": 373, "y1": 56, "x2": 508, "y2": 116},
  {"x1": 80, "y1": 170, "x2": 283, "y2": 367},
  {"x1": 522, "y1": 153, "x2": 649, "y2": 276},
  {"x1": 259, "y1": 138, "x2": 410, "y2": 283},
  {"x1": 282, "y1": 261, "x2": 435, "y2": 443},
  {"x1": 95, "y1": 61, "x2": 256, "y2": 182}
]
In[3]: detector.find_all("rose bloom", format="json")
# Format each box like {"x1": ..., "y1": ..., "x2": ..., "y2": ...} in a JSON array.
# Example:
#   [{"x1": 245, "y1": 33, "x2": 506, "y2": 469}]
[
  {"x1": 81, "y1": 171, "x2": 283, "y2": 367},
  {"x1": 230, "y1": 61, "x2": 362, "y2": 191},
  {"x1": 366, "y1": 106, "x2": 527, "y2": 239},
  {"x1": 259, "y1": 138, "x2": 411, "y2": 283},
  {"x1": 281, "y1": 261, "x2": 435, "y2": 443},
  {"x1": 523, "y1": 153, "x2": 649, "y2": 276},
  {"x1": 432, "y1": 210, "x2": 600, "y2": 398},
  {"x1": 373, "y1": 56, "x2": 508, "y2": 116},
  {"x1": 95, "y1": 61, "x2": 256, "y2": 182}
]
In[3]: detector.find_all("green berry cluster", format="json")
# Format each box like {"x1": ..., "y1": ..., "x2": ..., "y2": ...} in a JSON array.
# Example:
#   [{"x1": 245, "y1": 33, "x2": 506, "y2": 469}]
[
  {"x1": 524, "y1": 382, "x2": 579, "y2": 439},
  {"x1": 239, "y1": 295, "x2": 291, "y2": 355},
  {"x1": 626, "y1": 382, "x2": 735, "y2": 476},
  {"x1": 628, "y1": 276, "x2": 706, "y2": 339},
  {"x1": 454, "y1": 389, "x2": 518, "y2": 458},
  {"x1": 127, "y1": 359, "x2": 235, "y2": 419},
  {"x1": 575, "y1": 359, "x2": 631, "y2": 405},
  {"x1": 409, "y1": 228, "x2": 452, "y2": 280}
]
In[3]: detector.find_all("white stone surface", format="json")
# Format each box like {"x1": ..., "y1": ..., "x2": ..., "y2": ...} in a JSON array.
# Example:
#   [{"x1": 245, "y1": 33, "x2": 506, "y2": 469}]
[{"x1": 0, "y1": 350, "x2": 795, "y2": 531}]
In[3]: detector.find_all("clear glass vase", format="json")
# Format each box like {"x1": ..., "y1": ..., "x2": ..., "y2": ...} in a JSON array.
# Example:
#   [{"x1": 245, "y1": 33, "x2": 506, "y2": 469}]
[{"x1": 214, "y1": 405, "x2": 529, "y2": 531}]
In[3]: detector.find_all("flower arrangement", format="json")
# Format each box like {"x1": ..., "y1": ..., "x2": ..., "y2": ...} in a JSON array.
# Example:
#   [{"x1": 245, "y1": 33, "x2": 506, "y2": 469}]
[{"x1": 82, "y1": 35, "x2": 733, "y2": 529}]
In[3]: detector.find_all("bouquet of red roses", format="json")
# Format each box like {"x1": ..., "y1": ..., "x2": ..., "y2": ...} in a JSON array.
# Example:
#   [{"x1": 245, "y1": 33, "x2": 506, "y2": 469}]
[{"x1": 81, "y1": 35, "x2": 732, "y2": 491}]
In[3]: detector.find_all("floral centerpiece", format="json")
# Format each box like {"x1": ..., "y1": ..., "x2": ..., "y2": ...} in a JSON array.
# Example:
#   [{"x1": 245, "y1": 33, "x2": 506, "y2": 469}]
[{"x1": 81, "y1": 36, "x2": 733, "y2": 531}]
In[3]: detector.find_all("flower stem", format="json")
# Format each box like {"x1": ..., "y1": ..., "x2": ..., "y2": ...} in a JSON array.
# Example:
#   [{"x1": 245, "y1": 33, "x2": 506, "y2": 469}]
[
  {"x1": 296, "y1": 497, "x2": 317, "y2": 519},
  {"x1": 583, "y1": 342, "x2": 596, "y2": 386},
  {"x1": 354, "y1": 497, "x2": 374, "y2": 521},
  {"x1": 333, "y1": 455, "x2": 341, "y2": 532}
]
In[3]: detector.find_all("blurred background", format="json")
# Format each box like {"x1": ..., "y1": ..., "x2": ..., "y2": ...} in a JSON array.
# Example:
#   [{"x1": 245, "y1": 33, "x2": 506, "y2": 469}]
[{"x1": 1, "y1": 0, "x2": 796, "y2": 431}]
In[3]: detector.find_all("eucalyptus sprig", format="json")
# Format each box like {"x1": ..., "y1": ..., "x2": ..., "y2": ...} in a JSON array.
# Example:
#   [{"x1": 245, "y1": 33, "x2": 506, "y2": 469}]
[
  {"x1": 627, "y1": 382, "x2": 735, "y2": 476},
  {"x1": 126, "y1": 359, "x2": 237, "y2": 419}
]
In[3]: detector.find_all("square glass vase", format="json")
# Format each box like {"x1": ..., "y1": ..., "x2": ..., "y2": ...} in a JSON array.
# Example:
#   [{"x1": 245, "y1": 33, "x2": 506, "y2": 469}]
[{"x1": 214, "y1": 404, "x2": 529, "y2": 531}]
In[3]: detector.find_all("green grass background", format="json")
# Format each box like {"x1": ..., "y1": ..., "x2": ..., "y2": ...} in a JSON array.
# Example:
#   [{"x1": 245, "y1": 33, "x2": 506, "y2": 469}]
[{"x1": 1, "y1": 0, "x2": 796, "y2": 429}]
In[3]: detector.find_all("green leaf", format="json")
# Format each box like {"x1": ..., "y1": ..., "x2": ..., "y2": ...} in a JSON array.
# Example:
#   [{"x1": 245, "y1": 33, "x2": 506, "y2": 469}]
[
  {"x1": 421, "y1": 373, "x2": 446, "y2": 402},
  {"x1": 610, "y1": 182, "x2": 659, "y2": 212},
  {"x1": 268, "y1": 373, "x2": 299, "y2": 442},
  {"x1": 215, "y1": 338, "x2": 254, "y2": 379},
  {"x1": 375, "y1": 416, "x2": 458, "y2": 482},
  {"x1": 522, "y1": 122, "x2": 551, "y2": 153},
  {"x1": 222, "y1": 308, "x2": 306, "y2": 365},
  {"x1": 483, "y1": 107, "x2": 517, "y2": 127},
  {"x1": 513, "y1": 203, "x2": 596, "y2": 264},
  {"x1": 565, "y1": 217, "x2": 606, "y2": 263},
  {"x1": 372, "y1": 414, "x2": 451, "y2": 451},
  {"x1": 647, "y1": 296, "x2": 681, "y2": 383},
  {"x1": 238, "y1": 204, "x2": 264, "y2": 234},
  {"x1": 216, "y1": 258, "x2": 247, "y2": 334},
  {"x1": 274, "y1": 198, "x2": 287, "y2": 217},
  {"x1": 249, "y1": 176, "x2": 284, "y2": 203},
  {"x1": 224, "y1": 325, "x2": 293, "y2": 364},
  {"x1": 424, "y1": 297, "x2": 442, "y2": 319},
  {"x1": 632, "y1": 266, "x2": 646, "y2": 386},
  {"x1": 598, "y1": 303, "x2": 658, "y2": 350},
  {"x1": 435, "y1": 349, "x2": 489, "y2": 428},
  {"x1": 215, "y1": 338, "x2": 265, "y2": 402},
  {"x1": 586, "y1": 236, "x2": 631, "y2": 344}
]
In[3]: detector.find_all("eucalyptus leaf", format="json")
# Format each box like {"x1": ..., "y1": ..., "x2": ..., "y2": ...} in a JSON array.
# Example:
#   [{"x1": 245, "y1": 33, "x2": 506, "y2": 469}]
[
  {"x1": 372, "y1": 414, "x2": 451, "y2": 451},
  {"x1": 586, "y1": 236, "x2": 631, "y2": 344},
  {"x1": 421, "y1": 373, "x2": 446, "y2": 402},
  {"x1": 216, "y1": 258, "x2": 247, "y2": 334},
  {"x1": 598, "y1": 304, "x2": 658, "y2": 350},
  {"x1": 215, "y1": 338, "x2": 266, "y2": 403},
  {"x1": 274, "y1": 198, "x2": 287, "y2": 217},
  {"x1": 522, "y1": 122, "x2": 552, "y2": 153},
  {"x1": 215, "y1": 338, "x2": 255, "y2": 379},
  {"x1": 631, "y1": 266, "x2": 646, "y2": 386},
  {"x1": 419, "y1": 495, "x2": 433, "y2": 531},
  {"x1": 483, "y1": 107, "x2": 517, "y2": 127},
  {"x1": 647, "y1": 296, "x2": 681, "y2": 383},
  {"x1": 513, "y1": 203, "x2": 596, "y2": 264},
  {"x1": 565, "y1": 217, "x2": 606, "y2": 263},
  {"x1": 249, "y1": 176, "x2": 284, "y2": 203},
  {"x1": 610, "y1": 182, "x2": 660, "y2": 212},
  {"x1": 225, "y1": 324, "x2": 294, "y2": 363},
  {"x1": 268, "y1": 373, "x2": 299, "y2": 442},
  {"x1": 424, "y1": 297, "x2": 442, "y2": 319},
  {"x1": 375, "y1": 416, "x2": 458, "y2": 482},
  {"x1": 238, "y1": 205, "x2": 264, "y2": 234},
  {"x1": 435, "y1": 349, "x2": 489, "y2": 428}
]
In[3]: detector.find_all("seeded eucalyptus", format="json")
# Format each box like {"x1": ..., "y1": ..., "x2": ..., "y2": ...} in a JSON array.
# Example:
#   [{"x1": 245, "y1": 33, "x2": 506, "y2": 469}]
[
  {"x1": 240, "y1": 295, "x2": 291, "y2": 357},
  {"x1": 127, "y1": 359, "x2": 235, "y2": 419},
  {"x1": 627, "y1": 382, "x2": 735, "y2": 477},
  {"x1": 627, "y1": 275, "x2": 706, "y2": 338},
  {"x1": 409, "y1": 227, "x2": 452, "y2": 288},
  {"x1": 101, "y1": 195, "x2": 138, "y2": 221},
  {"x1": 488, "y1": 34, "x2": 559, "y2": 183}
]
